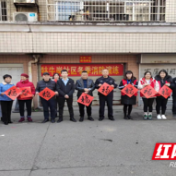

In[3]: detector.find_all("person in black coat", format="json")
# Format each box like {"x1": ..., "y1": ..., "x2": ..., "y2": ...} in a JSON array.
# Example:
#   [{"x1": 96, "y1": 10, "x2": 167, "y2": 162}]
[
  {"x1": 36, "y1": 72, "x2": 58, "y2": 123},
  {"x1": 95, "y1": 69, "x2": 117, "y2": 121},
  {"x1": 75, "y1": 71, "x2": 95, "y2": 122},
  {"x1": 171, "y1": 77, "x2": 176, "y2": 115},
  {"x1": 155, "y1": 69, "x2": 172, "y2": 119},
  {"x1": 119, "y1": 70, "x2": 138, "y2": 120},
  {"x1": 57, "y1": 69, "x2": 76, "y2": 123}
]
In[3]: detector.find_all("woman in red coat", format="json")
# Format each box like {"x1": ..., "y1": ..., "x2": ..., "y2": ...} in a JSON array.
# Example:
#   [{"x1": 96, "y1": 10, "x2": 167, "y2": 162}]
[{"x1": 16, "y1": 73, "x2": 35, "y2": 122}]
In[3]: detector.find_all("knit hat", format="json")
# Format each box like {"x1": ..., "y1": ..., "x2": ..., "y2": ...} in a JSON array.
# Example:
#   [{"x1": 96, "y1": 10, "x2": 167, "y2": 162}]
[
  {"x1": 21, "y1": 73, "x2": 29, "y2": 78},
  {"x1": 3, "y1": 74, "x2": 12, "y2": 80}
]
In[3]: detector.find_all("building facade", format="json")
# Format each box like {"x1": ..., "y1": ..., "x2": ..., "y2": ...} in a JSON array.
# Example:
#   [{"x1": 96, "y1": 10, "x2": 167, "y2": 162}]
[{"x1": 0, "y1": 0, "x2": 176, "y2": 108}]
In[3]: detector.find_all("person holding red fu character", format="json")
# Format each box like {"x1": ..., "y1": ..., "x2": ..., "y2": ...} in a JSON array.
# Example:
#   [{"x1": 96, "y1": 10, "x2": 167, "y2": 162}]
[
  {"x1": 95, "y1": 69, "x2": 117, "y2": 121},
  {"x1": 138, "y1": 71, "x2": 159, "y2": 120},
  {"x1": 36, "y1": 72, "x2": 58, "y2": 123},
  {"x1": 0, "y1": 74, "x2": 14, "y2": 125},
  {"x1": 155, "y1": 69, "x2": 172, "y2": 120},
  {"x1": 16, "y1": 73, "x2": 35, "y2": 123},
  {"x1": 119, "y1": 71, "x2": 138, "y2": 120}
]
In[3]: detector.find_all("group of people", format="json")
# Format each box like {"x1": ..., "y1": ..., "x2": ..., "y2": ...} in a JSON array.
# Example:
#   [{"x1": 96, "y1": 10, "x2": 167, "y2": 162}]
[{"x1": 0, "y1": 68, "x2": 176, "y2": 125}]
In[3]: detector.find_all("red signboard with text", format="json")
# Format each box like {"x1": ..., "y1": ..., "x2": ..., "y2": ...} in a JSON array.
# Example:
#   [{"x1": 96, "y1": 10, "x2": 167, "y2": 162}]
[
  {"x1": 80, "y1": 56, "x2": 92, "y2": 63},
  {"x1": 41, "y1": 64, "x2": 123, "y2": 77}
]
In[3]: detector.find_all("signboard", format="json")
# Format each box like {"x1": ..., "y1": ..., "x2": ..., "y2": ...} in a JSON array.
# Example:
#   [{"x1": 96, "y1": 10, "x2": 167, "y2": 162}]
[{"x1": 41, "y1": 64, "x2": 123, "y2": 77}]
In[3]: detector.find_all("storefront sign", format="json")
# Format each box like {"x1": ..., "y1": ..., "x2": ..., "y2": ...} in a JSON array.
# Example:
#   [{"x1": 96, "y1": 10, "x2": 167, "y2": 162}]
[
  {"x1": 80, "y1": 56, "x2": 92, "y2": 63},
  {"x1": 41, "y1": 64, "x2": 123, "y2": 76}
]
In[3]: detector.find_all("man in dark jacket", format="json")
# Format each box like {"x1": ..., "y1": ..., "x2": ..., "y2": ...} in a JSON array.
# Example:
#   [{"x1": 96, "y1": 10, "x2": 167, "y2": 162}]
[
  {"x1": 36, "y1": 72, "x2": 58, "y2": 123},
  {"x1": 95, "y1": 69, "x2": 117, "y2": 121},
  {"x1": 171, "y1": 77, "x2": 176, "y2": 115},
  {"x1": 57, "y1": 69, "x2": 76, "y2": 123},
  {"x1": 75, "y1": 71, "x2": 95, "y2": 122}
]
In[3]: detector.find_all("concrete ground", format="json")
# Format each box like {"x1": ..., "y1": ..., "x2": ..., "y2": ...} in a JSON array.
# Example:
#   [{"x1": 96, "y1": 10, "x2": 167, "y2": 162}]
[{"x1": 0, "y1": 105, "x2": 176, "y2": 176}]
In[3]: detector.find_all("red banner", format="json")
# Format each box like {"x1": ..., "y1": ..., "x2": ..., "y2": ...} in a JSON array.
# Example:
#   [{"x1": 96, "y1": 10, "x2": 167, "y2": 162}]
[
  {"x1": 158, "y1": 85, "x2": 172, "y2": 99},
  {"x1": 20, "y1": 87, "x2": 33, "y2": 99},
  {"x1": 39, "y1": 87, "x2": 56, "y2": 101},
  {"x1": 80, "y1": 56, "x2": 92, "y2": 63},
  {"x1": 4, "y1": 86, "x2": 22, "y2": 100},
  {"x1": 77, "y1": 93, "x2": 94, "y2": 106},
  {"x1": 41, "y1": 64, "x2": 123, "y2": 77},
  {"x1": 140, "y1": 85, "x2": 157, "y2": 98},
  {"x1": 121, "y1": 84, "x2": 138, "y2": 98},
  {"x1": 98, "y1": 83, "x2": 114, "y2": 96}
]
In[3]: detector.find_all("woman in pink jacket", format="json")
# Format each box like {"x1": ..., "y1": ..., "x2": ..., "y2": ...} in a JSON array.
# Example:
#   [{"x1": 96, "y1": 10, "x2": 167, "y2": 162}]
[{"x1": 16, "y1": 73, "x2": 35, "y2": 122}]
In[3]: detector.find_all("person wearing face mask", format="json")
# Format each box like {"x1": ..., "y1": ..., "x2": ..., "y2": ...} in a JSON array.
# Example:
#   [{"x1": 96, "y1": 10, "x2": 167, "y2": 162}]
[
  {"x1": 95, "y1": 69, "x2": 117, "y2": 121},
  {"x1": 155, "y1": 69, "x2": 172, "y2": 120},
  {"x1": 138, "y1": 71, "x2": 159, "y2": 120},
  {"x1": 119, "y1": 70, "x2": 138, "y2": 120},
  {"x1": 0, "y1": 74, "x2": 14, "y2": 125},
  {"x1": 16, "y1": 73, "x2": 35, "y2": 122}
]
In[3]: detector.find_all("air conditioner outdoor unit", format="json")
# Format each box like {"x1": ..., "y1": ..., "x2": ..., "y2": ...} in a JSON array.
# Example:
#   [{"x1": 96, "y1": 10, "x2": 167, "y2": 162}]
[
  {"x1": 13, "y1": 12, "x2": 38, "y2": 22},
  {"x1": 14, "y1": 0, "x2": 36, "y2": 3}
]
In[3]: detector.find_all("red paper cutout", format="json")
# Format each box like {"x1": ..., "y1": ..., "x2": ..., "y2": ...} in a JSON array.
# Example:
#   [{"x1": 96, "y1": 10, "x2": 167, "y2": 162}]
[
  {"x1": 4, "y1": 86, "x2": 22, "y2": 100},
  {"x1": 140, "y1": 85, "x2": 157, "y2": 98},
  {"x1": 158, "y1": 85, "x2": 172, "y2": 99},
  {"x1": 77, "y1": 93, "x2": 94, "y2": 107},
  {"x1": 121, "y1": 84, "x2": 138, "y2": 97},
  {"x1": 98, "y1": 83, "x2": 114, "y2": 96},
  {"x1": 20, "y1": 87, "x2": 33, "y2": 99},
  {"x1": 39, "y1": 87, "x2": 55, "y2": 101}
]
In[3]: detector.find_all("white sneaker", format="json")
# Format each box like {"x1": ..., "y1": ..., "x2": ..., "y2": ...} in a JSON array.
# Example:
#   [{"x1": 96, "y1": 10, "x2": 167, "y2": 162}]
[
  {"x1": 161, "y1": 115, "x2": 167, "y2": 119},
  {"x1": 157, "y1": 114, "x2": 161, "y2": 119}
]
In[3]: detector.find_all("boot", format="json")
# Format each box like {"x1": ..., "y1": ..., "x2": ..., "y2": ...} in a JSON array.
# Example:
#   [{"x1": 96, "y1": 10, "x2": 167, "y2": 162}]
[
  {"x1": 70, "y1": 117, "x2": 77, "y2": 122},
  {"x1": 88, "y1": 117, "x2": 94, "y2": 121}
]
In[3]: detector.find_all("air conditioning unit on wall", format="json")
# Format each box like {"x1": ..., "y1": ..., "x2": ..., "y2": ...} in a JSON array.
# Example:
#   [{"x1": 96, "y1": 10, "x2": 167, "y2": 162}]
[
  {"x1": 14, "y1": 0, "x2": 36, "y2": 3},
  {"x1": 14, "y1": 12, "x2": 38, "y2": 22}
]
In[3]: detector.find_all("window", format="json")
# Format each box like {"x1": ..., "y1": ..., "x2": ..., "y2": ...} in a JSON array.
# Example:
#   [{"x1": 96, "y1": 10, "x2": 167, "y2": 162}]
[{"x1": 0, "y1": 0, "x2": 7, "y2": 21}]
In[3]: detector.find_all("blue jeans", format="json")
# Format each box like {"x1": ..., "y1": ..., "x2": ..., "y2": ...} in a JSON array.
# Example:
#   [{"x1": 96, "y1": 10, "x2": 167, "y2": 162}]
[{"x1": 41, "y1": 98, "x2": 56, "y2": 120}]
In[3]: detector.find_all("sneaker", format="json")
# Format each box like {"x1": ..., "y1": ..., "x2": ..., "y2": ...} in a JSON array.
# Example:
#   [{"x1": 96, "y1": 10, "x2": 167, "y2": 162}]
[
  {"x1": 143, "y1": 114, "x2": 148, "y2": 120},
  {"x1": 148, "y1": 114, "x2": 152, "y2": 120},
  {"x1": 161, "y1": 115, "x2": 167, "y2": 119},
  {"x1": 18, "y1": 117, "x2": 25, "y2": 122},
  {"x1": 27, "y1": 117, "x2": 33, "y2": 122},
  {"x1": 157, "y1": 114, "x2": 161, "y2": 119}
]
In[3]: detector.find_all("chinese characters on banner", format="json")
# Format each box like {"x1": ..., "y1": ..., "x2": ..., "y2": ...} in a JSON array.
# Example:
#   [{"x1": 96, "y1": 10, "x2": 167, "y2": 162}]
[
  {"x1": 20, "y1": 87, "x2": 33, "y2": 99},
  {"x1": 77, "y1": 93, "x2": 94, "y2": 106},
  {"x1": 140, "y1": 85, "x2": 157, "y2": 98},
  {"x1": 39, "y1": 87, "x2": 56, "y2": 101},
  {"x1": 80, "y1": 56, "x2": 92, "y2": 63},
  {"x1": 41, "y1": 64, "x2": 123, "y2": 77},
  {"x1": 4, "y1": 86, "x2": 22, "y2": 100},
  {"x1": 121, "y1": 84, "x2": 138, "y2": 98},
  {"x1": 158, "y1": 85, "x2": 172, "y2": 99},
  {"x1": 98, "y1": 83, "x2": 114, "y2": 96}
]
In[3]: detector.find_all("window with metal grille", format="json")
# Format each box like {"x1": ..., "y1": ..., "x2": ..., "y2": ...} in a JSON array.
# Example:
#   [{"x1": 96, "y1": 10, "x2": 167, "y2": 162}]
[{"x1": 0, "y1": 0, "x2": 7, "y2": 21}]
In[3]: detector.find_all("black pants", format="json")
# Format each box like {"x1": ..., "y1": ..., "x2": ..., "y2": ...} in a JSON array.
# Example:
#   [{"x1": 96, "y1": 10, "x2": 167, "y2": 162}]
[
  {"x1": 18, "y1": 99, "x2": 32, "y2": 117},
  {"x1": 58, "y1": 97, "x2": 74, "y2": 119},
  {"x1": 99, "y1": 94, "x2": 113, "y2": 118},
  {"x1": 123, "y1": 104, "x2": 132, "y2": 116},
  {"x1": 1, "y1": 101, "x2": 13, "y2": 123},
  {"x1": 78, "y1": 102, "x2": 92, "y2": 118},
  {"x1": 55, "y1": 96, "x2": 59, "y2": 116},
  {"x1": 142, "y1": 98, "x2": 155, "y2": 112},
  {"x1": 156, "y1": 97, "x2": 168, "y2": 115},
  {"x1": 172, "y1": 98, "x2": 176, "y2": 114},
  {"x1": 41, "y1": 98, "x2": 56, "y2": 120}
]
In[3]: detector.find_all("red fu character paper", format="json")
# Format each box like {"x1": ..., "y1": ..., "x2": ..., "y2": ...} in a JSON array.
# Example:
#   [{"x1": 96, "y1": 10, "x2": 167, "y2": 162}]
[
  {"x1": 140, "y1": 85, "x2": 157, "y2": 98},
  {"x1": 39, "y1": 87, "x2": 56, "y2": 101},
  {"x1": 77, "y1": 93, "x2": 94, "y2": 107},
  {"x1": 20, "y1": 87, "x2": 33, "y2": 99},
  {"x1": 158, "y1": 85, "x2": 172, "y2": 99},
  {"x1": 121, "y1": 84, "x2": 138, "y2": 98},
  {"x1": 98, "y1": 83, "x2": 114, "y2": 96},
  {"x1": 4, "y1": 86, "x2": 22, "y2": 100}
]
